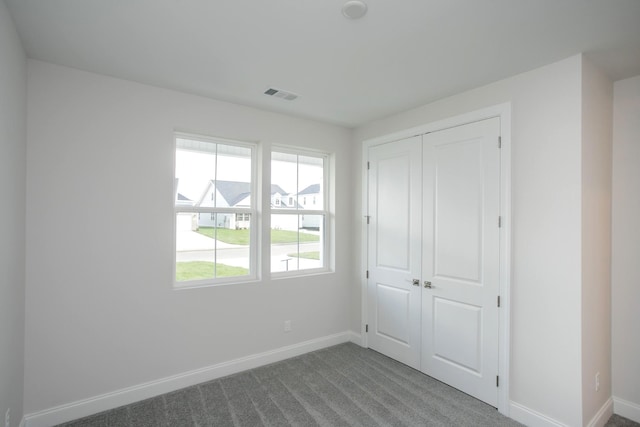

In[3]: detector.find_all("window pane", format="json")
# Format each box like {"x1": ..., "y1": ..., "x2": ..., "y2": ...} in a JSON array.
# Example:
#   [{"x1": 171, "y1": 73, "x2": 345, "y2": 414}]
[
  {"x1": 176, "y1": 213, "x2": 251, "y2": 282},
  {"x1": 175, "y1": 136, "x2": 254, "y2": 285},
  {"x1": 298, "y1": 154, "x2": 324, "y2": 210},
  {"x1": 271, "y1": 151, "x2": 298, "y2": 208},
  {"x1": 271, "y1": 152, "x2": 324, "y2": 210},
  {"x1": 176, "y1": 139, "x2": 252, "y2": 208},
  {"x1": 271, "y1": 214, "x2": 323, "y2": 273}
]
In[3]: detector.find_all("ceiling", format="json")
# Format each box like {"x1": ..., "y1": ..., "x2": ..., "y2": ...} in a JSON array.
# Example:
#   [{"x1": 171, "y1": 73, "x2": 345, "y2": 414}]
[{"x1": 5, "y1": 0, "x2": 640, "y2": 128}]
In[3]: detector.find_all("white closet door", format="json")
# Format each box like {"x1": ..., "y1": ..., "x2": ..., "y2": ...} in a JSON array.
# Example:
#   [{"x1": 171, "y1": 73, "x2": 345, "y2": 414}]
[
  {"x1": 367, "y1": 136, "x2": 422, "y2": 369},
  {"x1": 421, "y1": 117, "x2": 501, "y2": 406}
]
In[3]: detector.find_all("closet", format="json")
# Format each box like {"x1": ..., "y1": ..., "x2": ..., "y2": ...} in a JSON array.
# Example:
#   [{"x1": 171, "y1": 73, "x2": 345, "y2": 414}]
[{"x1": 366, "y1": 117, "x2": 501, "y2": 406}]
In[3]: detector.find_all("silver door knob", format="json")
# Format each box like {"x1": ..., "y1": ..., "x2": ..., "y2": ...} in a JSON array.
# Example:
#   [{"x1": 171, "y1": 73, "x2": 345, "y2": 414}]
[
  {"x1": 412, "y1": 279, "x2": 420, "y2": 286},
  {"x1": 424, "y1": 281, "x2": 432, "y2": 288}
]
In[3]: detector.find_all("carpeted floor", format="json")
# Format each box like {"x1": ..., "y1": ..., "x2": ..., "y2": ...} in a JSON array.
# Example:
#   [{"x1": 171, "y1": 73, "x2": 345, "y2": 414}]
[
  {"x1": 607, "y1": 414, "x2": 640, "y2": 427},
  {"x1": 57, "y1": 343, "x2": 638, "y2": 427}
]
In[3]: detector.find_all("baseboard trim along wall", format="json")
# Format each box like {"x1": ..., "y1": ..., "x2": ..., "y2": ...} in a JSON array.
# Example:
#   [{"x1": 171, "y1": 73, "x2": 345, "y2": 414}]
[
  {"x1": 24, "y1": 331, "x2": 357, "y2": 427},
  {"x1": 586, "y1": 398, "x2": 614, "y2": 427},
  {"x1": 509, "y1": 401, "x2": 570, "y2": 427},
  {"x1": 613, "y1": 397, "x2": 640, "y2": 423}
]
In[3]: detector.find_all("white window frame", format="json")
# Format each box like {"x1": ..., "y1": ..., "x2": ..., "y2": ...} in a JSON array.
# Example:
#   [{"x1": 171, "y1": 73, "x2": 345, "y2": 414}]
[
  {"x1": 173, "y1": 132, "x2": 258, "y2": 288},
  {"x1": 270, "y1": 146, "x2": 331, "y2": 278}
]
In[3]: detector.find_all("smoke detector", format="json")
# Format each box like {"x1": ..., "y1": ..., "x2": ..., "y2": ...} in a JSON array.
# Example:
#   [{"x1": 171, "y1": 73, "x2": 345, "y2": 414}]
[
  {"x1": 264, "y1": 87, "x2": 299, "y2": 101},
  {"x1": 342, "y1": 1, "x2": 368, "y2": 19}
]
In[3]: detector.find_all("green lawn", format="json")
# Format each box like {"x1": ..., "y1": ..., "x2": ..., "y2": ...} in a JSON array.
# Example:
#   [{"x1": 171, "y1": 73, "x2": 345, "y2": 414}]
[
  {"x1": 272, "y1": 229, "x2": 319, "y2": 244},
  {"x1": 176, "y1": 261, "x2": 248, "y2": 281},
  {"x1": 196, "y1": 227, "x2": 250, "y2": 245},
  {"x1": 287, "y1": 251, "x2": 320, "y2": 260},
  {"x1": 196, "y1": 227, "x2": 319, "y2": 245}
]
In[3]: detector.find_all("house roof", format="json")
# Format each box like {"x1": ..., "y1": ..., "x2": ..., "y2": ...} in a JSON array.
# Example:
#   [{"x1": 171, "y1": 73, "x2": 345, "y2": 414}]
[
  {"x1": 214, "y1": 181, "x2": 251, "y2": 207},
  {"x1": 298, "y1": 184, "x2": 320, "y2": 196},
  {"x1": 177, "y1": 193, "x2": 191, "y2": 201},
  {"x1": 197, "y1": 180, "x2": 288, "y2": 207}
]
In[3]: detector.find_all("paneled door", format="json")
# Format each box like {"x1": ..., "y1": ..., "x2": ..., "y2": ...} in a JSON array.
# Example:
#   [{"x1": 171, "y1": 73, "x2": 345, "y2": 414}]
[
  {"x1": 421, "y1": 117, "x2": 501, "y2": 406},
  {"x1": 367, "y1": 136, "x2": 422, "y2": 369}
]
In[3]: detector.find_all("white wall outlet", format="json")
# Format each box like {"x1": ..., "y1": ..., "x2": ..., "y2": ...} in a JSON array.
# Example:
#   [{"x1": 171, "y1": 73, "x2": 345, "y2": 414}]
[
  {"x1": 5, "y1": 407, "x2": 9, "y2": 427},
  {"x1": 284, "y1": 320, "x2": 292, "y2": 332},
  {"x1": 595, "y1": 372, "x2": 601, "y2": 391}
]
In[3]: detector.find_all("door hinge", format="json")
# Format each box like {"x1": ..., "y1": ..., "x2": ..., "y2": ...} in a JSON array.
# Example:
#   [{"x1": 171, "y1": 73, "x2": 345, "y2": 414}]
[
  {"x1": 366, "y1": 270, "x2": 369, "y2": 279},
  {"x1": 367, "y1": 161, "x2": 370, "y2": 170},
  {"x1": 498, "y1": 216, "x2": 502, "y2": 228},
  {"x1": 497, "y1": 295, "x2": 501, "y2": 307},
  {"x1": 496, "y1": 375, "x2": 499, "y2": 387},
  {"x1": 366, "y1": 324, "x2": 369, "y2": 333},
  {"x1": 365, "y1": 215, "x2": 370, "y2": 224},
  {"x1": 498, "y1": 136, "x2": 502, "y2": 149}
]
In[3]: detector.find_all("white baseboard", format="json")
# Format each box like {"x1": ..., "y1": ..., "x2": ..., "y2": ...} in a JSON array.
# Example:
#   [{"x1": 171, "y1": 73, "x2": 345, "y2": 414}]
[
  {"x1": 613, "y1": 396, "x2": 640, "y2": 423},
  {"x1": 347, "y1": 330, "x2": 363, "y2": 346},
  {"x1": 509, "y1": 401, "x2": 569, "y2": 427},
  {"x1": 586, "y1": 398, "x2": 613, "y2": 427},
  {"x1": 24, "y1": 331, "x2": 354, "y2": 427}
]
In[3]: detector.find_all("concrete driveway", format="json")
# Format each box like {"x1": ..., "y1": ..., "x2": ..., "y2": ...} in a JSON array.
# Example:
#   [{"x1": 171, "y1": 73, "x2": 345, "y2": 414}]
[{"x1": 176, "y1": 230, "x2": 240, "y2": 251}]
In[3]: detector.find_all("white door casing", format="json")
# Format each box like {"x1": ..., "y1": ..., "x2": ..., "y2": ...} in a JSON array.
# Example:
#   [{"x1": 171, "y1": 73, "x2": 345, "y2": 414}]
[
  {"x1": 421, "y1": 117, "x2": 501, "y2": 406},
  {"x1": 367, "y1": 136, "x2": 422, "y2": 369}
]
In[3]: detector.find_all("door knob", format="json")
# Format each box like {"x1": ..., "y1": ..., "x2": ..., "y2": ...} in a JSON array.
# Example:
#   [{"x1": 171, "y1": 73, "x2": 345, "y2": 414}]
[
  {"x1": 412, "y1": 279, "x2": 420, "y2": 286},
  {"x1": 424, "y1": 281, "x2": 432, "y2": 288}
]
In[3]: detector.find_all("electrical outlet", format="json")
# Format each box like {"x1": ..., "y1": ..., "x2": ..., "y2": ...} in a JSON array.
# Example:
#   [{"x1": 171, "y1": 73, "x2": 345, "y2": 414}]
[
  {"x1": 595, "y1": 372, "x2": 600, "y2": 391},
  {"x1": 284, "y1": 320, "x2": 292, "y2": 332},
  {"x1": 5, "y1": 407, "x2": 10, "y2": 427}
]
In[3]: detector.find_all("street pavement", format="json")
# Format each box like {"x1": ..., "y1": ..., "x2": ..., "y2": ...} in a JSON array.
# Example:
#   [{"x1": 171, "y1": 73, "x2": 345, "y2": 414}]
[{"x1": 176, "y1": 230, "x2": 321, "y2": 272}]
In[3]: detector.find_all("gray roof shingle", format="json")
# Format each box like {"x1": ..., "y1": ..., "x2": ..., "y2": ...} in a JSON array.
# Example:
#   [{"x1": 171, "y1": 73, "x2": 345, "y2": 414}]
[{"x1": 200, "y1": 180, "x2": 288, "y2": 207}]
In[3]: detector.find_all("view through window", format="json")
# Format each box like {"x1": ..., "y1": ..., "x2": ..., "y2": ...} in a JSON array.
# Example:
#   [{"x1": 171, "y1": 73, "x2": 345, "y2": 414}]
[
  {"x1": 174, "y1": 136, "x2": 255, "y2": 284},
  {"x1": 174, "y1": 134, "x2": 329, "y2": 286},
  {"x1": 271, "y1": 151, "x2": 327, "y2": 273}
]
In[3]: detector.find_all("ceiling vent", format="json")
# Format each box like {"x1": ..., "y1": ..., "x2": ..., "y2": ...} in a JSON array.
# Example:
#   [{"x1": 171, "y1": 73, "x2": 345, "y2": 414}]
[{"x1": 264, "y1": 87, "x2": 299, "y2": 101}]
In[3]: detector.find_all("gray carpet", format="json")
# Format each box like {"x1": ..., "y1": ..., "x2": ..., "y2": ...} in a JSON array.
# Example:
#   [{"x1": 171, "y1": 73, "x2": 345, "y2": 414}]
[
  {"x1": 57, "y1": 343, "x2": 637, "y2": 427},
  {"x1": 607, "y1": 414, "x2": 640, "y2": 427}
]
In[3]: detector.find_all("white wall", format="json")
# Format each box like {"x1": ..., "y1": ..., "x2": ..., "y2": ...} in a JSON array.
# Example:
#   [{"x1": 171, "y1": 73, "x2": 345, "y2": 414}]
[
  {"x1": 0, "y1": 2, "x2": 27, "y2": 426},
  {"x1": 580, "y1": 58, "x2": 613, "y2": 425},
  {"x1": 612, "y1": 75, "x2": 640, "y2": 422},
  {"x1": 24, "y1": 60, "x2": 354, "y2": 419},
  {"x1": 354, "y1": 56, "x2": 586, "y2": 426}
]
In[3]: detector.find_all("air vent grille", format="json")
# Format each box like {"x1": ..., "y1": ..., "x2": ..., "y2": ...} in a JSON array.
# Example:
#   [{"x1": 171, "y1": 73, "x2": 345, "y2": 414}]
[{"x1": 264, "y1": 87, "x2": 299, "y2": 101}]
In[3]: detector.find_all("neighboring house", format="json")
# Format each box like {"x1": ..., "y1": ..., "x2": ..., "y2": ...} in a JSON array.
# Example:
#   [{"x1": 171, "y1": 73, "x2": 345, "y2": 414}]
[
  {"x1": 194, "y1": 180, "x2": 299, "y2": 230},
  {"x1": 298, "y1": 183, "x2": 321, "y2": 229},
  {"x1": 175, "y1": 193, "x2": 196, "y2": 232},
  {"x1": 271, "y1": 187, "x2": 300, "y2": 209},
  {"x1": 195, "y1": 180, "x2": 252, "y2": 229},
  {"x1": 270, "y1": 184, "x2": 302, "y2": 230}
]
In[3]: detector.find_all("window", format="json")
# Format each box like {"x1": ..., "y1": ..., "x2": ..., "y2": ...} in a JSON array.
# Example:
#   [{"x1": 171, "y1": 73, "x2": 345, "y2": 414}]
[
  {"x1": 174, "y1": 133, "x2": 331, "y2": 286},
  {"x1": 271, "y1": 150, "x2": 328, "y2": 274},
  {"x1": 174, "y1": 134, "x2": 256, "y2": 286}
]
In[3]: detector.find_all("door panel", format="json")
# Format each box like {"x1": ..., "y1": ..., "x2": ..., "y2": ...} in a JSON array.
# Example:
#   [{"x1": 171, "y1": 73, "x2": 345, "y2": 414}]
[
  {"x1": 376, "y1": 284, "x2": 411, "y2": 344},
  {"x1": 376, "y1": 154, "x2": 411, "y2": 270},
  {"x1": 432, "y1": 297, "x2": 482, "y2": 373},
  {"x1": 422, "y1": 117, "x2": 501, "y2": 407},
  {"x1": 433, "y1": 139, "x2": 483, "y2": 282},
  {"x1": 367, "y1": 136, "x2": 422, "y2": 369}
]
